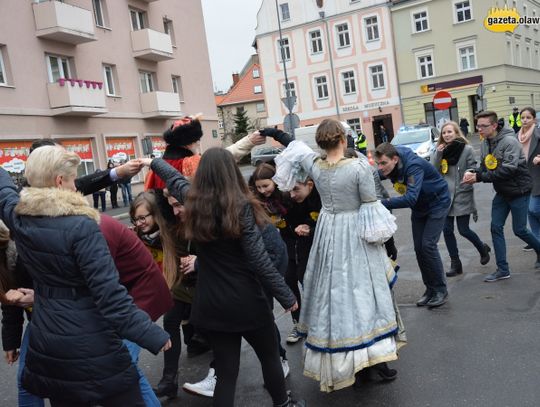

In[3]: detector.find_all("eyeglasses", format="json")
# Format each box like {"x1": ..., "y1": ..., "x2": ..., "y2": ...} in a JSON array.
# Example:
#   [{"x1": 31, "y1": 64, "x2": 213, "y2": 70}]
[
  {"x1": 475, "y1": 124, "x2": 494, "y2": 129},
  {"x1": 131, "y1": 213, "x2": 152, "y2": 225}
]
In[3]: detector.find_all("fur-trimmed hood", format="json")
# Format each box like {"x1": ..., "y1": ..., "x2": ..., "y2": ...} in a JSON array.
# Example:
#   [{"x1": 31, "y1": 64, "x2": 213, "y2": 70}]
[{"x1": 15, "y1": 187, "x2": 100, "y2": 222}]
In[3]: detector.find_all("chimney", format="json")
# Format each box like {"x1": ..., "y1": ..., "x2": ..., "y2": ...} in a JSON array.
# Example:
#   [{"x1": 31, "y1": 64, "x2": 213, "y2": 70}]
[{"x1": 232, "y1": 73, "x2": 240, "y2": 86}]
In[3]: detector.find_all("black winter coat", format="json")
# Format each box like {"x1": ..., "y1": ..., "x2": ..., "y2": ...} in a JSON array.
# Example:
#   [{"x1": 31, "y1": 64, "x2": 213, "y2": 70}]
[{"x1": 0, "y1": 169, "x2": 169, "y2": 403}]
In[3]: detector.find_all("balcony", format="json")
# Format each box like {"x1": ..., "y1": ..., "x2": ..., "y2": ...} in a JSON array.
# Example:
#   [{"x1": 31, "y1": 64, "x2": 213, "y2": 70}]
[
  {"x1": 131, "y1": 29, "x2": 173, "y2": 62},
  {"x1": 33, "y1": 1, "x2": 96, "y2": 45},
  {"x1": 140, "y1": 91, "x2": 181, "y2": 118},
  {"x1": 47, "y1": 79, "x2": 107, "y2": 116},
  {"x1": 139, "y1": 0, "x2": 159, "y2": 2}
]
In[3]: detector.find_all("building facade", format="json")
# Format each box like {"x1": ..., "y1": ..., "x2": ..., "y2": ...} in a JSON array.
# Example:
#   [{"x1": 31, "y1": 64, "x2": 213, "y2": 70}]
[
  {"x1": 255, "y1": 0, "x2": 404, "y2": 147},
  {"x1": 216, "y1": 54, "x2": 267, "y2": 143},
  {"x1": 391, "y1": 0, "x2": 540, "y2": 127},
  {"x1": 0, "y1": 0, "x2": 218, "y2": 184}
]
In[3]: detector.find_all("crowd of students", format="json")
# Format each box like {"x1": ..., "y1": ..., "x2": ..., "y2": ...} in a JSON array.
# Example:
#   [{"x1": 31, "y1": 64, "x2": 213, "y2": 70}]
[{"x1": 1, "y1": 107, "x2": 539, "y2": 406}]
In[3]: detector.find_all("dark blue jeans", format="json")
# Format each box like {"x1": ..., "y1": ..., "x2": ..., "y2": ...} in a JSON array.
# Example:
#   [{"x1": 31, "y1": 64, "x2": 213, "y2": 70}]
[
  {"x1": 443, "y1": 215, "x2": 485, "y2": 258},
  {"x1": 491, "y1": 193, "x2": 540, "y2": 273},
  {"x1": 411, "y1": 206, "x2": 449, "y2": 295}
]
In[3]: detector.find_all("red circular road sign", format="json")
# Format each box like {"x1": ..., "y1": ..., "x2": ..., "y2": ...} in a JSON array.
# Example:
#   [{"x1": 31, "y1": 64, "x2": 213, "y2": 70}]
[{"x1": 433, "y1": 90, "x2": 452, "y2": 110}]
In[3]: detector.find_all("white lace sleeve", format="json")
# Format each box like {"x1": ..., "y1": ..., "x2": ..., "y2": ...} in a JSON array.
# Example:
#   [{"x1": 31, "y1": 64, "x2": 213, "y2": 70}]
[
  {"x1": 273, "y1": 140, "x2": 319, "y2": 191},
  {"x1": 358, "y1": 201, "x2": 397, "y2": 244}
]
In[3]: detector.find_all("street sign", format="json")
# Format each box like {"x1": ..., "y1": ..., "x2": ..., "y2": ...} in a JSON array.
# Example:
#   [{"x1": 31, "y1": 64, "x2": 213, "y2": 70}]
[
  {"x1": 433, "y1": 90, "x2": 452, "y2": 110},
  {"x1": 284, "y1": 113, "x2": 300, "y2": 134},
  {"x1": 476, "y1": 84, "x2": 485, "y2": 98},
  {"x1": 281, "y1": 95, "x2": 297, "y2": 112}
]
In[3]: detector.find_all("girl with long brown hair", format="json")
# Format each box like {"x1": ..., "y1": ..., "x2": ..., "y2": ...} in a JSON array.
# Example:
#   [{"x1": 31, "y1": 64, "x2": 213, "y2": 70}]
[{"x1": 141, "y1": 148, "x2": 304, "y2": 407}]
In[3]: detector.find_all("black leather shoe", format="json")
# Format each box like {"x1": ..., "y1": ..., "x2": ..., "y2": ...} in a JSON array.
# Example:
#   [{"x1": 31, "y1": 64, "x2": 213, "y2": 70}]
[
  {"x1": 153, "y1": 374, "x2": 178, "y2": 399},
  {"x1": 480, "y1": 244, "x2": 491, "y2": 265},
  {"x1": 416, "y1": 292, "x2": 432, "y2": 307},
  {"x1": 371, "y1": 362, "x2": 398, "y2": 381},
  {"x1": 427, "y1": 292, "x2": 448, "y2": 308}
]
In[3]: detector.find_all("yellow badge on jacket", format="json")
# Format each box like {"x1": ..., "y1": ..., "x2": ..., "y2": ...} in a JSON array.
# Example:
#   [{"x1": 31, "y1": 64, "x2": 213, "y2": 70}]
[
  {"x1": 309, "y1": 211, "x2": 319, "y2": 222},
  {"x1": 484, "y1": 154, "x2": 498, "y2": 170},
  {"x1": 440, "y1": 159, "x2": 448, "y2": 174},
  {"x1": 393, "y1": 182, "x2": 407, "y2": 195},
  {"x1": 271, "y1": 215, "x2": 287, "y2": 229}
]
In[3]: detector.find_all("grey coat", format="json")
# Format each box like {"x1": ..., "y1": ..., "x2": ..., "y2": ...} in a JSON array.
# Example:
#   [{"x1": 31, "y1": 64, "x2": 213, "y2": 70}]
[
  {"x1": 431, "y1": 144, "x2": 477, "y2": 217},
  {"x1": 526, "y1": 127, "x2": 540, "y2": 196}
]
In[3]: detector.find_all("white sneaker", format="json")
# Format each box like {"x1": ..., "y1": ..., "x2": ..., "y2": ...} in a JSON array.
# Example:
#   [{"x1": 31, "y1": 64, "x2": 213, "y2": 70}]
[
  {"x1": 281, "y1": 357, "x2": 290, "y2": 378},
  {"x1": 182, "y1": 368, "x2": 216, "y2": 398},
  {"x1": 286, "y1": 323, "x2": 301, "y2": 344}
]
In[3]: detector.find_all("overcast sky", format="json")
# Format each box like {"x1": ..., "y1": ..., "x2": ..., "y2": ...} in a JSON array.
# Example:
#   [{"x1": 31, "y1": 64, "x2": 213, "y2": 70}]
[{"x1": 201, "y1": 0, "x2": 263, "y2": 93}]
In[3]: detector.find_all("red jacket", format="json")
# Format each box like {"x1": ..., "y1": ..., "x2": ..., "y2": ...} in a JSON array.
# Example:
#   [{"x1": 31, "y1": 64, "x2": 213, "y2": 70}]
[{"x1": 99, "y1": 215, "x2": 173, "y2": 321}]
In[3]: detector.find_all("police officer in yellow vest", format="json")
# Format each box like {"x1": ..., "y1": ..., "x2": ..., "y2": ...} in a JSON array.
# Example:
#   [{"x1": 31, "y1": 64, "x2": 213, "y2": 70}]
[
  {"x1": 355, "y1": 129, "x2": 368, "y2": 156},
  {"x1": 509, "y1": 106, "x2": 522, "y2": 133}
]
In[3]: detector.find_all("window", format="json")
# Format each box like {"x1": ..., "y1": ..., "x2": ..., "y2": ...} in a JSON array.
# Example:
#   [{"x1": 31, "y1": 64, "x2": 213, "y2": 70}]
[
  {"x1": 342, "y1": 71, "x2": 356, "y2": 94},
  {"x1": 236, "y1": 106, "x2": 244, "y2": 114},
  {"x1": 0, "y1": 48, "x2": 6, "y2": 85},
  {"x1": 336, "y1": 23, "x2": 351, "y2": 47},
  {"x1": 103, "y1": 64, "x2": 117, "y2": 96},
  {"x1": 163, "y1": 18, "x2": 176, "y2": 46},
  {"x1": 365, "y1": 16, "x2": 380, "y2": 41},
  {"x1": 455, "y1": 1, "x2": 472, "y2": 23},
  {"x1": 171, "y1": 76, "x2": 184, "y2": 101},
  {"x1": 280, "y1": 3, "x2": 290, "y2": 21},
  {"x1": 315, "y1": 76, "x2": 329, "y2": 99},
  {"x1": 46, "y1": 54, "x2": 71, "y2": 83},
  {"x1": 310, "y1": 30, "x2": 323, "y2": 54},
  {"x1": 254, "y1": 85, "x2": 262, "y2": 94},
  {"x1": 130, "y1": 9, "x2": 146, "y2": 31},
  {"x1": 413, "y1": 11, "x2": 429, "y2": 32},
  {"x1": 252, "y1": 69, "x2": 260, "y2": 78},
  {"x1": 139, "y1": 71, "x2": 154, "y2": 93},
  {"x1": 283, "y1": 82, "x2": 296, "y2": 98},
  {"x1": 417, "y1": 54, "x2": 434, "y2": 78},
  {"x1": 256, "y1": 102, "x2": 265, "y2": 113},
  {"x1": 278, "y1": 38, "x2": 291, "y2": 62},
  {"x1": 458, "y1": 46, "x2": 476, "y2": 70},
  {"x1": 515, "y1": 43, "x2": 521, "y2": 65},
  {"x1": 78, "y1": 161, "x2": 95, "y2": 178},
  {"x1": 347, "y1": 118, "x2": 361, "y2": 134},
  {"x1": 93, "y1": 0, "x2": 106, "y2": 27},
  {"x1": 369, "y1": 65, "x2": 385, "y2": 89},
  {"x1": 526, "y1": 45, "x2": 531, "y2": 67}
]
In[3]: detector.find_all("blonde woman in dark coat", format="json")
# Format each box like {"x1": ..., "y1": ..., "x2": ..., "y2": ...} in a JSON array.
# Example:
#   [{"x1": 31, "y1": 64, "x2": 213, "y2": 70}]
[{"x1": 431, "y1": 121, "x2": 491, "y2": 276}]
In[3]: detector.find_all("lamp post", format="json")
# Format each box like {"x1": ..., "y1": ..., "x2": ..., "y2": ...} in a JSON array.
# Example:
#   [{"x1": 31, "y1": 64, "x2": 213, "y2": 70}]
[{"x1": 320, "y1": 11, "x2": 341, "y2": 120}]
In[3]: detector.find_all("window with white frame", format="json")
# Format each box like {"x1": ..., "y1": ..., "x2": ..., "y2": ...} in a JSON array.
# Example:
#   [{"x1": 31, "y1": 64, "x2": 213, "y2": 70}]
[
  {"x1": 283, "y1": 81, "x2": 296, "y2": 98},
  {"x1": 526, "y1": 45, "x2": 531, "y2": 67},
  {"x1": 46, "y1": 54, "x2": 71, "y2": 82},
  {"x1": 163, "y1": 18, "x2": 176, "y2": 46},
  {"x1": 365, "y1": 16, "x2": 380, "y2": 41},
  {"x1": 252, "y1": 68, "x2": 260, "y2": 78},
  {"x1": 172, "y1": 75, "x2": 184, "y2": 101},
  {"x1": 256, "y1": 102, "x2": 265, "y2": 113},
  {"x1": 93, "y1": 0, "x2": 106, "y2": 27},
  {"x1": 342, "y1": 71, "x2": 356, "y2": 94},
  {"x1": 278, "y1": 38, "x2": 291, "y2": 62},
  {"x1": 458, "y1": 45, "x2": 476, "y2": 70},
  {"x1": 130, "y1": 8, "x2": 146, "y2": 31},
  {"x1": 413, "y1": 11, "x2": 429, "y2": 32},
  {"x1": 336, "y1": 23, "x2": 351, "y2": 48},
  {"x1": 515, "y1": 43, "x2": 521, "y2": 65},
  {"x1": 315, "y1": 76, "x2": 329, "y2": 99},
  {"x1": 310, "y1": 30, "x2": 323, "y2": 54},
  {"x1": 536, "y1": 48, "x2": 539, "y2": 68},
  {"x1": 280, "y1": 3, "x2": 290, "y2": 21},
  {"x1": 254, "y1": 85, "x2": 262, "y2": 94},
  {"x1": 0, "y1": 47, "x2": 6, "y2": 85},
  {"x1": 103, "y1": 64, "x2": 117, "y2": 96},
  {"x1": 369, "y1": 65, "x2": 385, "y2": 89},
  {"x1": 454, "y1": 1, "x2": 472, "y2": 23},
  {"x1": 417, "y1": 54, "x2": 434, "y2": 78},
  {"x1": 139, "y1": 71, "x2": 154, "y2": 93}
]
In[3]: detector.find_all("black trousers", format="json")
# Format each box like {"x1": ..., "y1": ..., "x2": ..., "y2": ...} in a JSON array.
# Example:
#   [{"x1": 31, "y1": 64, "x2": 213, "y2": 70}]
[
  {"x1": 49, "y1": 383, "x2": 144, "y2": 407},
  {"x1": 285, "y1": 257, "x2": 306, "y2": 322},
  {"x1": 162, "y1": 299, "x2": 193, "y2": 377},
  {"x1": 206, "y1": 322, "x2": 288, "y2": 407}
]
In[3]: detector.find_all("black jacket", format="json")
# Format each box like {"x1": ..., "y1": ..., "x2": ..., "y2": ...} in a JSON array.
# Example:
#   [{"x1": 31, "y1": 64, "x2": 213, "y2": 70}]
[
  {"x1": 75, "y1": 169, "x2": 113, "y2": 195},
  {"x1": 0, "y1": 169, "x2": 168, "y2": 403},
  {"x1": 150, "y1": 158, "x2": 296, "y2": 332}
]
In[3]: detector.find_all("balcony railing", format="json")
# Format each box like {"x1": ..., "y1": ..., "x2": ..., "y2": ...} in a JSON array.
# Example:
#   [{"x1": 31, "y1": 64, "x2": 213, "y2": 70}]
[
  {"x1": 131, "y1": 29, "x2": 173, "y2": 62},
  {"x1": 140, "y1": 91, "x2": 181, "y2": 118},
  {"x1": 47, "y1": 79, "x2": 107, "y2": 116},
  {"x1": 33, "y1": 0, "x2": 96, "y2": 44}
]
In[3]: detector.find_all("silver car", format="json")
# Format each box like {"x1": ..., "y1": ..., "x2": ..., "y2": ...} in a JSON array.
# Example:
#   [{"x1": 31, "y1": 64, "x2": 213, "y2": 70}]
[
  {"x1": 251, "y1": 146, "x2": 283, "y2": 166},
  {"x1": 391, "y1": 124, "x2": 439, "y2": 160}
]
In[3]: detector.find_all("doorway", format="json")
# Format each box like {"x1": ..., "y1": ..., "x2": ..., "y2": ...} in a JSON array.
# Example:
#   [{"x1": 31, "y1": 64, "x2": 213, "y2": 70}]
[{"x1": 372, "y1": 114, "x2": 394, "y2": 146}]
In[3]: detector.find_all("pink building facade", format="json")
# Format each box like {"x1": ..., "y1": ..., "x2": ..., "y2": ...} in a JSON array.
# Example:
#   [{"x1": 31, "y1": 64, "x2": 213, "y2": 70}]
[
  {"x1": 0, "y1": 0, "x2": 218, "y2": 183},
  {"x1": 255, "y1": 0, "x2": 403, "y2": 147}
]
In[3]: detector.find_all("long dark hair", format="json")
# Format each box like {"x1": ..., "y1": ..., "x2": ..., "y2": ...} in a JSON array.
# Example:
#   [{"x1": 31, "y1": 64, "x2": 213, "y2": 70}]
[{"x1": 184, "y1": 148, "x2": 269, "y2": 242}]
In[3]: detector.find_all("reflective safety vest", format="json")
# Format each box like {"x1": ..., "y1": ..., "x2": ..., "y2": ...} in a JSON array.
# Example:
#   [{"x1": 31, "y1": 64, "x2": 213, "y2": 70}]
[
  {"x1": 355, "y1": 132, "x2": 367, "y2": 150},
  {"x1": 508, "y1": 113, "x2": 522, "y2": 128}
]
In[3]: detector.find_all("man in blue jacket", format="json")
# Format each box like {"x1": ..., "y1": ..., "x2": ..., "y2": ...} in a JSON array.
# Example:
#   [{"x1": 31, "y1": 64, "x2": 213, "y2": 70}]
[{"x1": 375, "y1": 143, "x2": 451, "y2": 308}]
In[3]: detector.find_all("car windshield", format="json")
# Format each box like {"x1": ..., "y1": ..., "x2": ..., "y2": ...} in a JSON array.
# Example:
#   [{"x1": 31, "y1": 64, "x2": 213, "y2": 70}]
[
  {"x1": 391, "y1": 129, "x2": 430, "y2": 145},
  {"x1": 253, "y1": 146, "x2": 279, "y2": 155}
]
